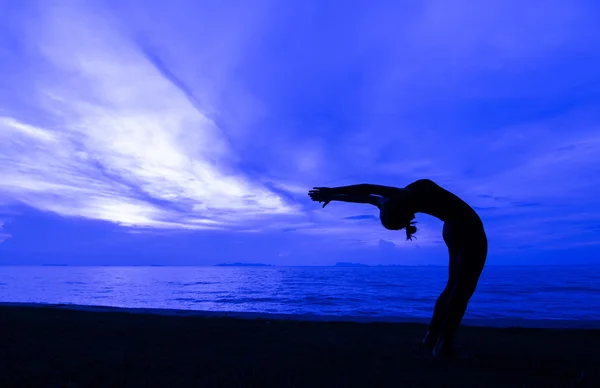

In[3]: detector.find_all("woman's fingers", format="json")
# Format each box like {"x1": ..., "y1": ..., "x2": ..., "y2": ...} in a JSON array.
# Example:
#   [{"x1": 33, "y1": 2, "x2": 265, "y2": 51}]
[
  {"x1": 309, "y1": 194, "x2": 328, "y2": 204},
  {"x1": 309, "y1": 189, "x2": 323, "y2": 198},
  {"x1": 308, "y1": 187, "x2": 333, "y2": 207}
]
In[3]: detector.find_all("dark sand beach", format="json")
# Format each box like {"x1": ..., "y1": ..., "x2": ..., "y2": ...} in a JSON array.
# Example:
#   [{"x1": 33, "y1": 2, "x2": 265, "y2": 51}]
[{"x1": 0, "y1": 304, "x2": 598, "y2": 387}]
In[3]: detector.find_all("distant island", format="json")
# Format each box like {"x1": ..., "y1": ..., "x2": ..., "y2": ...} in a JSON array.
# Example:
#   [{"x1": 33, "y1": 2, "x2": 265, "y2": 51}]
[
  {"x1": 332, "y1": 263, "x2": 419, "y2": 267},
  {"x1": 215, "y1": 262, "x2": 274, "y2": 267},
  {"x1": 333, "y1": 262, "x2": 370, "y2": 267}
]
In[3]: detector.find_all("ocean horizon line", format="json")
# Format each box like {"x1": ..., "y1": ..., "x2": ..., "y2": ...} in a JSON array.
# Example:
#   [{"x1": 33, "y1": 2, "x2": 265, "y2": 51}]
[{"x1": 1, "y1": 263, "x2": 600, "y2": 267}]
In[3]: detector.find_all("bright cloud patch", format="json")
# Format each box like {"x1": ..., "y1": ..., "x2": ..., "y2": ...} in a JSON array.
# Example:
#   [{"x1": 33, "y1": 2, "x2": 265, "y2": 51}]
[
  {"x1": 1, "y1": 0, "x2": 599, "y2": 264},
  {"x1": 0, "y1": 4, "x2": 297, "y2": 230}
]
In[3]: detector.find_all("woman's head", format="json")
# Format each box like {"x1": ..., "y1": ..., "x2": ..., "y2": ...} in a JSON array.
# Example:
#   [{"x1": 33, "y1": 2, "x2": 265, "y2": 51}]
[{"x1": 378, "y1": 197, "x2": 417, "y2": 240}]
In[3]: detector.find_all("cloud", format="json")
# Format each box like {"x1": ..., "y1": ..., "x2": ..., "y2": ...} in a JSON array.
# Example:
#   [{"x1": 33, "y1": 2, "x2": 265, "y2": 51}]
[
  {"x1": 0, "y1": 219, "x2": 9, "y2": 243},
  {"x1": 0, "y1": 2, "x2": 300, "y2": 230},
  {"x1": 378, "y1": 239, "x2": 396, "y2": 249},
  {"x1": 342, "y1": 215, "x2": 379, "y2": 221},
  {"x1": 1, "y1": 0, "x2": 600, "y2": 263}
]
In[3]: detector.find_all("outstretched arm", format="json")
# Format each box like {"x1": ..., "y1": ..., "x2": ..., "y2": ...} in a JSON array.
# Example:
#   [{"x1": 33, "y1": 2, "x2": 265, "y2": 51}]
[
  {"x1": 330, "y1": 194, "x2": 381, "y2": 206},
  {"x1": 316, "y1": 184, "x2": 405, "y2": 198},
  {"x1": 308, "y1": 189, "x2": 381, "y2": 208}
]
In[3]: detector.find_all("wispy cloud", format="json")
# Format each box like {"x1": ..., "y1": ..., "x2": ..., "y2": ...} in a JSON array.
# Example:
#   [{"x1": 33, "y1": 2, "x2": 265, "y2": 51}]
[
  {"x1": 1, "y1": 0, "x2": 599, "y2": 263},
  {"x1": 0, "y1": 2, "x2": 300, "y2": 230},
  {"x1": 0, "y1": 219, "x2": 8, "y2": 243}
]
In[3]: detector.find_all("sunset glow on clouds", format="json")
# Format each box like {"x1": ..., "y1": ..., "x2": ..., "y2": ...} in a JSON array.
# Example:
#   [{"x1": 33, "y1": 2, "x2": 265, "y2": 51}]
[{"x1": 1, "y1": 0, "x2": 599, "y2": 265}]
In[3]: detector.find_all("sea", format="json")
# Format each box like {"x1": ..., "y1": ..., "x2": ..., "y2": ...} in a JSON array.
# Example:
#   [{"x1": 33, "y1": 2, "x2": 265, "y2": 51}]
[{"x1": 0, "y1": 265, "x2": 599, "y2": 320}]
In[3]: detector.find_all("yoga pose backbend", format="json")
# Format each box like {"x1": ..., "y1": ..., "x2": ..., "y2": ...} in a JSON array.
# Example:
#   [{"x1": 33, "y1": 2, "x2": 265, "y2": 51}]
[{"x1": 308, "y1": 179, "x2": 488, "y2": 358}]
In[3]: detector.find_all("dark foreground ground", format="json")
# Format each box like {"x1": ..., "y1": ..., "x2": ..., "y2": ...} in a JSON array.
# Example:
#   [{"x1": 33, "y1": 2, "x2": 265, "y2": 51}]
[{"x1": 0, "y1": 306, "x2": 598, "y2": 387}]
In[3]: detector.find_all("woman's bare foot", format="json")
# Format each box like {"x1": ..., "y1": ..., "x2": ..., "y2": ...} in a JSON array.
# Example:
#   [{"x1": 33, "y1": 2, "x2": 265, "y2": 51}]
[
  {"x1": 421, "y1": 330, "x2": 438, "y2": 349},
  {"x1": 433, "y1": 338, "x2": 470, "y2": 360}
]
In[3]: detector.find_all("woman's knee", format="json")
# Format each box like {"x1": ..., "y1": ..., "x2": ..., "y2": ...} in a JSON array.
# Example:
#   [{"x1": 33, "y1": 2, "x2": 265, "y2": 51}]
[{"x1": 454, "y1": 280, "x2": 479, "y2": 301}]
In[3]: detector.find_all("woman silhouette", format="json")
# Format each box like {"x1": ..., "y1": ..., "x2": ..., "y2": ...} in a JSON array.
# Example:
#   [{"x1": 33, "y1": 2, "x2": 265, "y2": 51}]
[{"x1": 309, "y1": 179, "x2": 487, "y2": 358}]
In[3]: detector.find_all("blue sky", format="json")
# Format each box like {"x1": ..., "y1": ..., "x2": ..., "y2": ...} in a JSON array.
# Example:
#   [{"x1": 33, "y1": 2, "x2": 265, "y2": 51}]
[{"x1": 1, "y1": 0, "x2": 599, "y2": 265}]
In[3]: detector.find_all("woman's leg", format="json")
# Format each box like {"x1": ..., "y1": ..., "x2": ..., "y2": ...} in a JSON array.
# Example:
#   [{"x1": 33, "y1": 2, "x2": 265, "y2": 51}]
[
  {"x1": 434, "y1": 232, "x2": 487, "y2": 357},
  {"x1": 422, "y1": 248, "x2": 457, "y2": 347},
  {"x1": 423, "y1": 224, "x2": 459, "y2": 348}
]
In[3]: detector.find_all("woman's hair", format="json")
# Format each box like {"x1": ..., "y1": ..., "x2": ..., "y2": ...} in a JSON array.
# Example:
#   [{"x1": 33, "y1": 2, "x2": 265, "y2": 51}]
[{"x1": 405, "y1": 220, "x2": 418, "y2": 241}]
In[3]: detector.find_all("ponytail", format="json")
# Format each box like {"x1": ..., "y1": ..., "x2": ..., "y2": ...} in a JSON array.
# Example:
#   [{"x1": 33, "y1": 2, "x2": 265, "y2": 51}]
[{"x1": 405, "y1": 220, "x2": 418, "y2": 241}]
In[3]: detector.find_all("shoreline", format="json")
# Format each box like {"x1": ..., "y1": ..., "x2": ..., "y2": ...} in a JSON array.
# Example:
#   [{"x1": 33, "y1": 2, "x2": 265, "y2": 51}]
[
  {"x1": 1, "y1": 301, "x2": 599, "y2": 329},
  {"x1": 1, "y1": 303, "x2": 598, "y2": 387}
]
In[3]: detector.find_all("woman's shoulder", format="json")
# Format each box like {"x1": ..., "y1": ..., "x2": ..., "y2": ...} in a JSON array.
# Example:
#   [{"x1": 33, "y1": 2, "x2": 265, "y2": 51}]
[{"x1": 405, "y1": 178, "x2": 438, "y2": 190}]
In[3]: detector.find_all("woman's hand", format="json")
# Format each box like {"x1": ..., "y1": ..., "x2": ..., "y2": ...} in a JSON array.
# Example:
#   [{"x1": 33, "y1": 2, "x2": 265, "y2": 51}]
[{"x1": 308, "y1": 187, "x2": 335, "y2": 208}]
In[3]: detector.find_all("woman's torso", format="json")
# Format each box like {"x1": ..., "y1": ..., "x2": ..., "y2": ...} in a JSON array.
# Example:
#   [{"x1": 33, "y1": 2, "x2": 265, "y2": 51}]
[
  {"x1": 405, "y1": 179, "x2": 485, "y2": 231},
  {"x1": 405, "y1": 179, "x2": 487, "y2": 263}
]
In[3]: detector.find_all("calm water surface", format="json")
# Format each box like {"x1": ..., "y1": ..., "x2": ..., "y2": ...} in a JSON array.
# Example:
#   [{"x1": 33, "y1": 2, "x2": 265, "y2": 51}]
[{"x1": 0, "y1": 266, "x2": 599, "y2": 320}]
